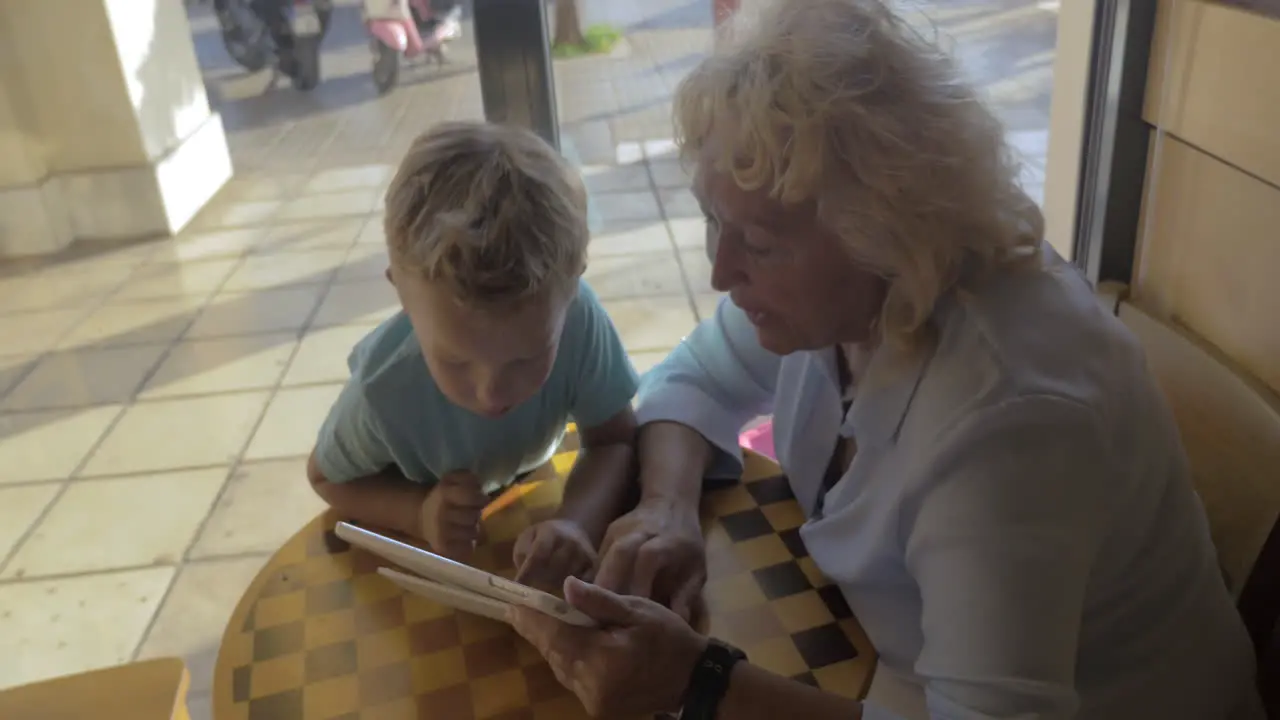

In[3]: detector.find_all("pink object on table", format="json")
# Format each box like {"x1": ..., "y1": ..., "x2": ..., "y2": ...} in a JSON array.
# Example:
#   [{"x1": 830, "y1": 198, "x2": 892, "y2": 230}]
[{"x1": 739, "y1": 419, "x2": 776, "y2": 460}]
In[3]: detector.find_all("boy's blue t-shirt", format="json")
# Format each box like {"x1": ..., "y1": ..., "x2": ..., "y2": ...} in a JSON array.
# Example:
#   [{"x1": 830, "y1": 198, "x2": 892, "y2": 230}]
[{"x1": 313, "y1": 279, "x2": 639, "y2": 494}]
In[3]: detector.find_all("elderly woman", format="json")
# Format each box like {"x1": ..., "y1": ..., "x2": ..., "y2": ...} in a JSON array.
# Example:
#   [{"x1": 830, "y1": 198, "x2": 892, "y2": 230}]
[{"x1": 509, "y1": 1, "x2": 1265, "y2": 718}]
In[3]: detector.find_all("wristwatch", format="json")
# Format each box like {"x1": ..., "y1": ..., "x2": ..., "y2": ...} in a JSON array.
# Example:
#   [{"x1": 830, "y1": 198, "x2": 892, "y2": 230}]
[{"x1": 675, "y1": 638, "x2": 748, "y2": 720}]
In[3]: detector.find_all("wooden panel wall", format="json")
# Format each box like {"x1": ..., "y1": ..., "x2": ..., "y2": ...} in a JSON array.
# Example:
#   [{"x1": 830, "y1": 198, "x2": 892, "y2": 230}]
[{"x1": 1134, "y1": 0, "x2": 1280, "y2": 395}]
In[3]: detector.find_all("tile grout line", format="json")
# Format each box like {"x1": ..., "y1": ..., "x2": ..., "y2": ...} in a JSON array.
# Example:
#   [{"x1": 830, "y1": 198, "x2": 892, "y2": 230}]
[
  {"x1": 129, "y1": 222, "x2": 352, "y2": 663},
  {"x1": 0, "y1": 550, "x2": 275, "y2": 589}
]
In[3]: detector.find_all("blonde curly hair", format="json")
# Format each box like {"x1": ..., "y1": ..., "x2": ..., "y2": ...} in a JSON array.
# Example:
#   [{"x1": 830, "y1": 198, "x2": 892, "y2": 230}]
[
  {"x1": 383, "y1": 121, "x2": 589, "y2": 308},
  {"x1": 674, "y1": 0, "x2": 1044, "y2": 351}
]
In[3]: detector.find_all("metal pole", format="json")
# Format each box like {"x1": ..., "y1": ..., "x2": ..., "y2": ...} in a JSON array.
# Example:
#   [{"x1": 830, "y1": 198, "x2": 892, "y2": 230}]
[{"x1": 471, "y1": 0, "x2": 561, "y2": 152}]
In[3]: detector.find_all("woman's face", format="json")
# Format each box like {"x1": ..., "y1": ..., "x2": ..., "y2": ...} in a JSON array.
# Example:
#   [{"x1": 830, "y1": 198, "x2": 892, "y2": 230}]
[{"x1": 693, "y1": 148, "x2": 885, "y2": 356}]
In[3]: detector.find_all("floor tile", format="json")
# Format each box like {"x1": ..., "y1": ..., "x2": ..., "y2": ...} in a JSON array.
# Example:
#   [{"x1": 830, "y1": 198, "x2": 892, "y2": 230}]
[
  {"x1": 311, "y1": 278, "x2": 400, "y2": 327},
  {"x1": 252, "y1": 218, "x2": 366, "y2": 254},
  {"x1": 243, "y1": 384, "x2": 344, "y2": 461},
  {"x1": 0, "y1": 566, "x2": 176, "y2": 691},
  {"x1": 303, "y1": 164, "x2": 395, "y2": 194},
  {"x1": 282, "y1": 325, "x2": 372, "y2": 386},
  {"x1": 219, "y1": 173, "x2": 309, "y2": 202},
  {"x1": 584, "y1": 252, "x2": 689, "y2": 299},
  {"x1": 136, "y1": 555, "x2": 268, "y2": 694},
  {"x1": 679, "y1": 249, "x2": 716, "y2": 295},
  {"x1": 695, "y1": 293, "x2": 726, "y2": 321},
  {"x1": 192, "y1": 198, "x2": 282, "y2": 230},
  {"x1": 276, "y1": 189, "x2": 381, "y2": 222},
  {"x1": 140, "y1": 334, "x2": 297, "y2": 398},
  {"x1": 628, "y1": 350, "x2": 673, "y2": 376},
  {"x1": 115, "y1": 259, "x2": 240, "y2": 302},
  {"x1": 588, "y1": 221, "x2": 674, "y2": 257},
  {"x1": 188, "y1": 691, "x2": 213, "y2": 720},
  {"x1": 0, "y1": 406, "x2": 122, "y2": 484},
  {"x1": 219, "y1": 250, "x2": 347, "y2": 291},
  {"x1": 0, "y1": 483, "x2": 60, "y2": 564},
  {"x1": 0, "y1": 309, "x2": 89, "y2": 355},
  {"x1": 336, "y1": 242, "x2": 389, "y2": 283},
  {"x1": 57, "y1": 298, "x2": 203, "y2": 350},
  {"x1": 591, "y1": 191, "x2": 664, "y2": 224},
  {"x1": 659, "y1": 187, "x2": 701, "y2": 218},
  {"x1": 648, "y1": 158, "x2": 692, "y2": 189},
  {"x1": 80, "y1": 392, "x2": 271, "y2": 477},
  {"x1": 153, "y1": 229, "x2": 265, "y2": 263},
  {"x1": 2, "y1": 345, "x2": 169, "y2": 411},
  {"x1": 0, "y1": 268, "x2": 127, "y2": 314},
  {"x1": 0, "y1": 354, "x2": 36, "y2": 397},
  {"x1": 582, "y1": 164, "x2": 653, "y2": 193},
  {"x1": 185, "y1": 286, "x2": 324, "y2": 339},
  {"x1": 189, "y1": 457, "x2": 329, "y2": 558},
  {"x1": 601, "y1": 296, "x2": 699, "y2": 351},
  {"x1": 355, "y1": 214, "x2": 387, "y2": 244},
  {"x1": 667, "y1": 217, "x2": 708, "y2": 250},
  {"x1": 2, "y1": 468, "x2": 227, "y2": 579}
]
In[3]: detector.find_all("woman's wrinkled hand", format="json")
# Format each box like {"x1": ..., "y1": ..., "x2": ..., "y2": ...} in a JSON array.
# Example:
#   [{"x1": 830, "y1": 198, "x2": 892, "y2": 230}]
[
  {"x1": 508, "y1": 576, "x2": 708, "y2": 718},
  {"x1": 594, "y1": 498, "x2": 708, "y2": 623}
]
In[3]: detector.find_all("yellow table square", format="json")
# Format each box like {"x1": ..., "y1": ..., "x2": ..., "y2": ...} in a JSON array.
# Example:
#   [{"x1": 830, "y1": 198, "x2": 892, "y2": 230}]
[
  {"x1": 470, "y1": 669, "x2": 530, "y2": 719},
  {"x1": 409, "y1": 647, "x2": 468, "y2": 694},
  {"x1": 249, "y1": 653, "x2": 305, "y2": 699},
  {"x1": 302, "y1": 674, "x2": 359, "y2": 717},
  {"x1": 305, "y1": 610, "x2": 357, "y2": 646}
]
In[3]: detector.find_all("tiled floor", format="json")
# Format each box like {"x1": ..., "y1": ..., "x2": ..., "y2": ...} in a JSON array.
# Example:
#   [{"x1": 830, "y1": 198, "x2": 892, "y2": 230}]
[{"x1": 0, "y1": 0, "x2": 1057, "y2": 714}]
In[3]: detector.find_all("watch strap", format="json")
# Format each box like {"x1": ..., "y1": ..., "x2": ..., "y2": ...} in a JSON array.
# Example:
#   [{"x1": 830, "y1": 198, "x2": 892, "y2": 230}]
[{"x1": 678, "y1": 638, "x2": 747, "y2": 720}]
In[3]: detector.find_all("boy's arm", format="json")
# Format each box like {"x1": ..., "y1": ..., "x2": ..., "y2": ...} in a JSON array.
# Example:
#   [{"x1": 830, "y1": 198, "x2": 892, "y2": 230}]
[
  {"x1": 557, "y1": 281, "x2": 642, "y2": 545},
  {"x1": 306, "y1": 456, "x2": 427, "y2": 538},
  {"x1": 555, "y1": 407, "x2": 638, "y2": 545},
  {"x1": 306, "y1": 378, "x2": 428, "y2": 538}
]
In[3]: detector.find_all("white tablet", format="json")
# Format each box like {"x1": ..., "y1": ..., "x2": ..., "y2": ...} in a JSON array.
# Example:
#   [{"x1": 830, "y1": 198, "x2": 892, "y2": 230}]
[{"x1": 335, "y1": 521, "x2": 597, "y2": 627}]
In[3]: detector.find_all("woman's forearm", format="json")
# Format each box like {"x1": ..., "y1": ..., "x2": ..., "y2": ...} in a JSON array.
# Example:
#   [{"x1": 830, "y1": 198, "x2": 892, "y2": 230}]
[
  {"x1": 717, "y1": 663, "x2": 863, "y2": 720},
  {"x1": 635, "y1": 421, "x2": 715, "y2": 507},
  {"x1": 307, "y1": 454, "x2": 427, "y2": 538}
]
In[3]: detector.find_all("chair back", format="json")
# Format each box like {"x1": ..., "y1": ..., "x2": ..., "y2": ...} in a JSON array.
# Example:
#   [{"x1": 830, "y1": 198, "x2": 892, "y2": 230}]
[{"x1": 1119, "y1": 300, "x2": 1280, "y2": 711}]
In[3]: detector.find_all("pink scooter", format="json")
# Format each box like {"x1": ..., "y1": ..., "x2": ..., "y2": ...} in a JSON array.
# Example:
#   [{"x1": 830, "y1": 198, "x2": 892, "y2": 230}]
[{"x1": 362, "y1": 0, "x2": 461, "y2": 95}]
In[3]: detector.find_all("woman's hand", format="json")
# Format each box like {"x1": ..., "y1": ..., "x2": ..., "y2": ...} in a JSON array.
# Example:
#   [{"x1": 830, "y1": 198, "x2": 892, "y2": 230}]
[
  {"x1": 508, "y1": 576, "x2": 708, "y2": 718},
  {"x1": 594, "y1": 498, "x2": 708, "y2": 623},
  {"x1": 512, "y1": 518, "x2": 598, "y2": 592}
]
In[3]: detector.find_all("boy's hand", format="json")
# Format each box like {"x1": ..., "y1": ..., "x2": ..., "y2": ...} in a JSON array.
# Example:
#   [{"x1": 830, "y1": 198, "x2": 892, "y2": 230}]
[
  {"x1": 419, "y1": 470, "x2": 487, "y2": 561},
  {"x1": 513, "y1": 518, "x2": 598, "y2": 593}
]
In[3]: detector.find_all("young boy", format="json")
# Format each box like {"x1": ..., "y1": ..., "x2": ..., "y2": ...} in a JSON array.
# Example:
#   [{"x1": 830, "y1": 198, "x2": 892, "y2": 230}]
[{"x1": 307, "y1": 121, "x2": 639, "y2": 590}]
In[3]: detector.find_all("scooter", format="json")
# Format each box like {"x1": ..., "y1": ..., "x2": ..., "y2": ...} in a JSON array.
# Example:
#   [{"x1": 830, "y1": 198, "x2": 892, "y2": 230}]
[
  {"x1": 210, "y1": 0, "x2": 272, "y2": 72},
  {"x1": 204, "y1": 0, "x2": 333, "y2": 91},
  {"x1": 362, "y1": 0, "x2": 463, "y2": 95},
  {"x1": 281, "y1": 0, "x2": 335, "y2": 91}
]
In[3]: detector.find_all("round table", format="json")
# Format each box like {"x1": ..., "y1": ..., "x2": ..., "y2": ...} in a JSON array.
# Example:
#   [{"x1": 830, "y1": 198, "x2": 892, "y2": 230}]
[{"x1": 213, "y1": 433, "x2": 877, "y2": 719}]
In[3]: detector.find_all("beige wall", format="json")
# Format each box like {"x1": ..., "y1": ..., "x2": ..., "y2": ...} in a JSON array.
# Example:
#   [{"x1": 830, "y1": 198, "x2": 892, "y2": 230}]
[
  {"x1": 1042, "y1": 0, "x2": 1098, "y2": 261},
  {"x1": 0, "y1": 1, "x2": 147, "y2": 172},
  {"x1": 0, "y1": 80, "x2": 47, "y2": 187},
  {"x1": 0, "y1": 0, "x2": 230, "y2": 255},
  {"x1": 104, "y1": 0, "x2": 214, "y2": 162},
  {"x1": 1134, "y1": 0, "x2": 1280, "y2": 396}
]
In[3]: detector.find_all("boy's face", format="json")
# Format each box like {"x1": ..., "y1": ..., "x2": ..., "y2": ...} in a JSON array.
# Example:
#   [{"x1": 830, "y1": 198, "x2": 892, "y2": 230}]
[{"x1": 390, "y1": 267, "x2": 572, "y2": 418}]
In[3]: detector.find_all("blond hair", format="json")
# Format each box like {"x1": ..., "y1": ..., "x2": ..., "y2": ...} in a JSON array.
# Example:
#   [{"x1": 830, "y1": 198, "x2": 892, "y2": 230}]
[
  {"x1": 383, "y1": 121, "x2": 589, "y2": 307},
  {"x1": 674, "y1": 0, "x2": 1044, "y2": 351}
]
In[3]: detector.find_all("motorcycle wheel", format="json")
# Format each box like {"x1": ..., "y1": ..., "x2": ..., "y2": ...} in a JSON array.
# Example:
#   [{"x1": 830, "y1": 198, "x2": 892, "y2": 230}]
[
  {"x1": 223, "y1": 30, "x2": 271, "y2": 72},
  {"x1": 372, "y1": 42, "x2": 400, "y2": 96},
  {"x1": 217, "y1": 1, "x2": 271, "y2": 72},
  {"x1": 290, "y1": 37, "x2": 322, "y2": 91}
]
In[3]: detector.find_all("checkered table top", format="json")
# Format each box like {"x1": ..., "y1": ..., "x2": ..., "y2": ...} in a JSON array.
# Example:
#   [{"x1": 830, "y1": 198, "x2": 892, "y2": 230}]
[{"x1": 213, "y1": 434, "x2": 876, "y2": 719}]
